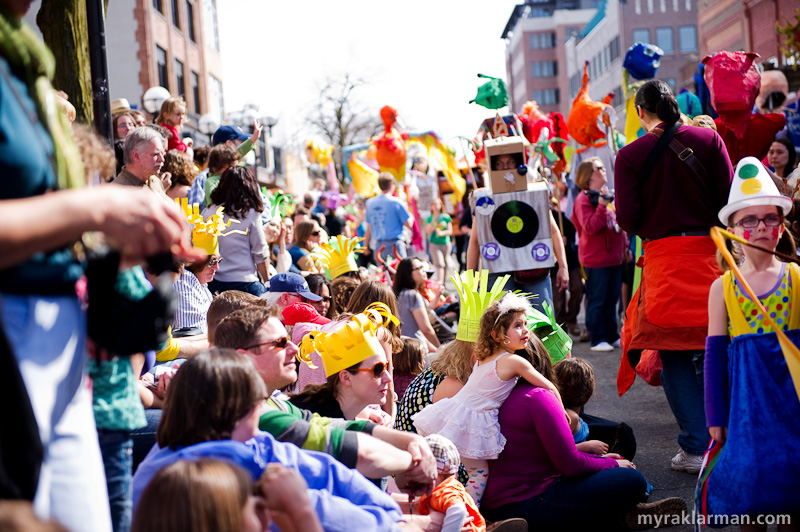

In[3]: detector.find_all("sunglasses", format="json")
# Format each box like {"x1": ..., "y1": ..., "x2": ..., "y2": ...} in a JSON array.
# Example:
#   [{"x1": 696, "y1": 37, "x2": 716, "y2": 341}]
[
  {"x1": 209, "y1": 257, "x2": 223, "y2": 266},
  {"x1": 350, "y1": 361, "x2": 389, "y2": 378},
  {"x1": 243, "y1": 336, "x2": 292, "y2": 351},
  {"x1": 311, "y1": 231, "x2": 321, "y2": 236}
]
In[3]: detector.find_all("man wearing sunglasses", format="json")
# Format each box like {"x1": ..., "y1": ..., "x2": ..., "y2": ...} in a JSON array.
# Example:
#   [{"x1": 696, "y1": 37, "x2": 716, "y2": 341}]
[{"x1": 214, "y1": 306, "x2": 437, "y2": 496}]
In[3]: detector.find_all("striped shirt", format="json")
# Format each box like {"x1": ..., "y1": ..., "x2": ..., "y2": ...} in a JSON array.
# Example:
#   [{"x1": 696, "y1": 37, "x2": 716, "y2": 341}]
[{"x1": 173, "y1": 269, "x2": 213, "y2": 332}]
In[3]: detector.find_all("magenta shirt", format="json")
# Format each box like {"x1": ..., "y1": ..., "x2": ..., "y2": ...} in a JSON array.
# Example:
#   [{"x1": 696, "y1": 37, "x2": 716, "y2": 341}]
[{"x1": 482, "y1": 384, "x2": 617, "y2": 510}]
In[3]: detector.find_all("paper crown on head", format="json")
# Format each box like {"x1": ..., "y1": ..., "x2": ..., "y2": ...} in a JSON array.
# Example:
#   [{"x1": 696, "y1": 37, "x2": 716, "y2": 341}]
[
  {"x1": 175, "y1": 198, "x2": 247, "y2": 255},
  {"x1": 718, "y1": 157, "x2": 793, "y2": 225},
  {"x1": 297, "y1": 302, "x2": 399, "y2": 377},
  {"x1": 451, "y1": 270, "x2": 509, "y2": 343},
  {"x1": 526, "y1": 300, "x2": 572, "y2": 365},
  {"x1": 263, "y1": 191, "x2": 293, "y2": 224},
  {"x1": 311, "y1": 235, "x2": 365, "y2": 279}
]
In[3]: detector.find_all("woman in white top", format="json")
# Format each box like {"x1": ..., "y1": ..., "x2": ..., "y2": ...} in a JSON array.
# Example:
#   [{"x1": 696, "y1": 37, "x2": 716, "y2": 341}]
[
  {"x1": 202, "y1": 166, "x2": 269, "y2": 296},
  {"x1": 173, "y1": 253, "x2": 220, "y2": 333}
]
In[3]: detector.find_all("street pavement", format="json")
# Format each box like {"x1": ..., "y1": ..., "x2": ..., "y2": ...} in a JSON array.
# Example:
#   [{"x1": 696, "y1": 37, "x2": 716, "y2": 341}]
[{"x1": 573, "y1": 335, "x2": 774, "y2": 531}]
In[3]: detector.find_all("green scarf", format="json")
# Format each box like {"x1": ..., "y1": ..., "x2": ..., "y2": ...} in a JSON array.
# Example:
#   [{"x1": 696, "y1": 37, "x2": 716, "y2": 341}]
[{"x1": 0, "y1": 7, "x2": 84, "y2": 190}]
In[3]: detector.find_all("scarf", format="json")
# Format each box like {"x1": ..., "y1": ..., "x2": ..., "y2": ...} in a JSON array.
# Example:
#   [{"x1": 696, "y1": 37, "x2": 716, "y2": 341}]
[{"x1": 0, "y1": 7, "x2": 83, "y2": 190}]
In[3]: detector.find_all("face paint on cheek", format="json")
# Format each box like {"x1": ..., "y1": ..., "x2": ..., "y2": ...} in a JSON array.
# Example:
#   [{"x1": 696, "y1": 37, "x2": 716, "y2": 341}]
[
  {"x1": 743, "y1": 230, "x2": 751, "y2": 241},
  {"x1": 773, "y1": 227, "x2": 780, "y2": 239}
]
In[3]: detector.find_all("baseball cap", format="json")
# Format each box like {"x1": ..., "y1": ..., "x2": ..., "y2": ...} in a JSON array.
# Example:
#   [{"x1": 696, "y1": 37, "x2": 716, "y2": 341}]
[
  {"x1": 212, "y1": 125, "x2": 250, "y2": 146},
  {"x1": 424, "y1": 434, "x2": 460, "y2": 475},
  {"x1": 282, "y1": 302, "x2": 332, "y2": 326},
  {"x1": 268, "y1": 272, "x2": 323, "y2": 302}
]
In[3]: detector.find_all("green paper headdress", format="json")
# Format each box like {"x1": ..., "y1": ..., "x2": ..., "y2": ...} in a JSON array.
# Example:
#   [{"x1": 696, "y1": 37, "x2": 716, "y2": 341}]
[
  {"x1": 525, "y1": 300, "x2": 572, "y2": 365},
  {"x1": 263, "y1": 191, "x2": 293, "y2": 224},
  {"x1": 451, "y1": 269, "x2": 509, "y2": 343}
]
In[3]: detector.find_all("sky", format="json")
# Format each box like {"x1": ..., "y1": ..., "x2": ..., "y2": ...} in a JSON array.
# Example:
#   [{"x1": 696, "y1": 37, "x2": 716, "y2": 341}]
[{"x1": 217, "y1": 0, "x2": 522, "y2": 155}]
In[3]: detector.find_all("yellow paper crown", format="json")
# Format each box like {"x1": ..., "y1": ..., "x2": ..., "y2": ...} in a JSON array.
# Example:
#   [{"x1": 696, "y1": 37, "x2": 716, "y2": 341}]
[
  {"x1": 297, "y1": 302, "x2": 399, "y2": 377},
  {"x1": 310, "y1": 235, "x2": 365, "y2": 279},
  {"x1": 451, "y1": 269, "x2": 509, "y2": 343},
  {"x1": 175, "y1": 198, "x2": 247, "y2": 256}
]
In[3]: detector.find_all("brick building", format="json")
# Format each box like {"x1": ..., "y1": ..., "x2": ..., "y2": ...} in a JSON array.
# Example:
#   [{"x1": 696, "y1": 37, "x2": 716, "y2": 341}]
[{"x1": 502, "y1": 1, "x2": 598, "y2": 116}]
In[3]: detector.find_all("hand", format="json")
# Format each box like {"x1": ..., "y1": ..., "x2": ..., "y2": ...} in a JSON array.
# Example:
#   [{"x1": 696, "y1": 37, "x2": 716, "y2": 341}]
[
  {"x1": 154, "y1": 371, "x2": 173, "y2": 401},
  {"x1": 256, "y1": 464, "x2": 319, "y2": 532},
  {"x1": 598, "y1": 185, "x2": 611, "y2": 206},
  {"x1": 250, "y1": 119, "x2": 263, "y2": 144},
  {"x1": 577, "y1": 440, "x2": 609, "y2": 455},
  {"x1": 159, "y1": 171, "x2": 172, "y2": 190},
  {"x1": 278, "y1": 226, "x2": 288, "y2": 252},
  {"x1": 183, "y1": 137, "x2": 194, "y2": 148},
  {"x1": 616, "y1": 459, "x2": 636, "y2": 468},
  {"x1": 710, "y1": 426, "x2": 727, "y2": 444},
  {"x1": 625, "y1": 248, "x2": 633, "y2": 263},
  {"x1": 603, "y1": 453, "x2": 623, "y2": 459},
  {"x1": 556, "y1": 267, "x2": 569, "y2": 291},
  {"x1": 400, "y1": 437, "x2": 436, "y2": 493}
]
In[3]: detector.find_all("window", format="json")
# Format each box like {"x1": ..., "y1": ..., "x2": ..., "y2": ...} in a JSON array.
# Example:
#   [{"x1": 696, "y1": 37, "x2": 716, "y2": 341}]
[
  {"x1": 570, "y1": 74, "x2": 581, "y2": 98},
  {"x1": 208, "y1": 74, "x2": 223, "y2": 120},
  {"x1": 529, "y1": 32, "x2": 556, "y2": 49},
  {"x1": 191, "y1": 71, "x2": 201, "y2": 114},
  {"x1": 532, "y1": 88, "x2": 560, "y2": 106},
  {"x1": 156, "y1": 46, "x2": 168, "y2": 90},
  {"x1": 531, "y1": 61, "x2": 558, "y2": 78},
  {"x1": 153, "y1": 0, "x2": 163, "y2": 12},
  {"x1": 632, "y1": 28, "x2": 650, "y2": 44},
  {"x1": 171, "y1": 0, "x2": 181, "y2": 28},
  {"x1": 175, "y1": 59, "x2": 185, "y2": 97},
  {"x1": 679, "y1": 25, "x2": 697, "y2": 52},
  {"x1": 609, "y1": 36, "x2": 621, "y2": 61},
  {"x1": 203, "y1": 0, "x2": 219, "y2": 51},
  {"x1": 611, "y1": 86, "x2": 623, "y2": 107},
  {"x1": 656, "y1": 27, "x2": 673, "y2": 53},
  {"x1": 186, "y1": 1, "x2": 196, "y2": 42}
]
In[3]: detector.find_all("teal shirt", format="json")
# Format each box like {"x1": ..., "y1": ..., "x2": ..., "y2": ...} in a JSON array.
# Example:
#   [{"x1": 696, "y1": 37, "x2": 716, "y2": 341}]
[{"x1": 426, "y1": 213, "x2": 452, "y2": 246}]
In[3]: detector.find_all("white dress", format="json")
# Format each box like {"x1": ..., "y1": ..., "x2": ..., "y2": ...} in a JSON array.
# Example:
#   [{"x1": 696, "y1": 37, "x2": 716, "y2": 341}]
[{"x1": 412, "y1": 352, "x2": 518, "y2": 460}]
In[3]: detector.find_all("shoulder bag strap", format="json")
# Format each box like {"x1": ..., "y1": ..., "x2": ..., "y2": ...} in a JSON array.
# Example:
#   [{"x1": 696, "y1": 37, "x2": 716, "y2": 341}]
[{"x1": 636, "y1": 121, "x2": 680, "y2": 182}]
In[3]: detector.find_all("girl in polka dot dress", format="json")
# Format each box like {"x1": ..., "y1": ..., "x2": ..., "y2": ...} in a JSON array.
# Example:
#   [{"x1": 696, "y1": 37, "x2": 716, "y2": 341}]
[{"x1": 701, "y1": 157, "x2": 800, "y2": 525}]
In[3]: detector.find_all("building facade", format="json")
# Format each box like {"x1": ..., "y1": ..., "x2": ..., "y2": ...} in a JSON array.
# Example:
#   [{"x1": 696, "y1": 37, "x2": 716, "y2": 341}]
[
  {"x1": 503, "y1": 1, "x2": 599, "y2": 116},
  {"x1": 620, "y1": 0, "x2": 699, "y2": 91}
]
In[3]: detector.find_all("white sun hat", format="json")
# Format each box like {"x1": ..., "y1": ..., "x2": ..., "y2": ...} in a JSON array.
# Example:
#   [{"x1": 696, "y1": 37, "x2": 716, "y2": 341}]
[{"x1": 718, "y1": 156, "x2": 793, "y2": 225}]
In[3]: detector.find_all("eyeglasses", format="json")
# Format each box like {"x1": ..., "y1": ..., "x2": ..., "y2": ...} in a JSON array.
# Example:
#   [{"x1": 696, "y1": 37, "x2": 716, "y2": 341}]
[
  {"x1": 311, "y1": 231, "x2": 321, "y2": 236},
  {"x1": 289, "y1": 293, "x2": 308, "y2": 302},
  {"x1": 318, "y1": 296, "x2": 332, "y2": 302},
  {"x1": 209, "y1": 257, "x2": 223, "y2": 267},
  {"x1": 349, "y1": 361, "x2": 388, "y2": 378},
  {"x1": 414, "y1": 265, "x2": 426, "y2": 271},
  {"x1": 594, "y1": 166, "x2": 605, "y2": 172},
  {"x1": 733, "y1": 214, "x2": 783, "y2": 228},
  {"x1": 243, "y1": 337, "x2": 292, "y2": 352}
]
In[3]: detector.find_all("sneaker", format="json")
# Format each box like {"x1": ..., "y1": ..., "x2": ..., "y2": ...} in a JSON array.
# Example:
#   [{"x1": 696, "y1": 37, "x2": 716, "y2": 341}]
[
  {"x1": 624, "y1": 497, "x2": 687, "y2": 530},
  {"x1": 670, "y1": 449, "x2": 703, "y2": 474},
  {"x1": 612, "y1": 338, "x2": 622, "y2": 348},
  {"x1": 590, "y1": 341, "x2": 614, "y2": 352},
  {"x1": 486, "y1": 518, "x2": 529, "y2": 532}
]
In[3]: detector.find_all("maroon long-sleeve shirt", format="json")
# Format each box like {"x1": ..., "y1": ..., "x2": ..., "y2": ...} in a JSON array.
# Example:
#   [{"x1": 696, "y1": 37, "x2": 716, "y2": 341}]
[{"x1": 614, "y1": 124, "x2": 733, "y2": 240}]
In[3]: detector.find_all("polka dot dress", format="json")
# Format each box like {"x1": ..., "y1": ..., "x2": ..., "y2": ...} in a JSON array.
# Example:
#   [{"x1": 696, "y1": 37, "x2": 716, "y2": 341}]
[{"x1": 729, "y1": 263, "x2": 791, "y2": 335}]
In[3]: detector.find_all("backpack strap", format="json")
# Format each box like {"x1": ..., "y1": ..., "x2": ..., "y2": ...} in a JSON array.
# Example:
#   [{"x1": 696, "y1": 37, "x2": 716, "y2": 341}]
[{"x1": 636, "y1": 121, "x2": 680, "y2": 182}]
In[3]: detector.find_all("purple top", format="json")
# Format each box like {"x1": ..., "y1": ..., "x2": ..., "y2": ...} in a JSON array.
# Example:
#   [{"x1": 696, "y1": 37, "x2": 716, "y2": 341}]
[
  {"x1": 482, "y1": 383, "x2": 617, "y2": 510},
  {"x1": 614, "y1": 124, "x2": 733, "y2": 240}
]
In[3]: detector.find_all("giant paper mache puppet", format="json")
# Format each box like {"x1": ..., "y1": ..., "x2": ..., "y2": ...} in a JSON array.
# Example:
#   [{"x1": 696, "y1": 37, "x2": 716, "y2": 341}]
[
  {"x1": 565, "y1": 62, "x2": 619, "y2": 217},
  {"x1": 703, "y1": 51, "x2": 785, "y2": 163}
]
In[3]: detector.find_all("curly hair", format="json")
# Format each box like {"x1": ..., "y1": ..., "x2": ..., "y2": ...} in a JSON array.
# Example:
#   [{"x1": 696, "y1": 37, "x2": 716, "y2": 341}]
[
  {"x1": 208, "y1": 144, "x2": 240, "y2": 173},
  {"x1": 430, "y1": 339, "x2": 475, "y2": 382},
  {"x1": 330, "y1": 275, "x2": 360, "y2": 319},
  {"x1": 71, "y1": 123, "x2": 115, "y2": 183},
  {"x1": 210, "y1": 166, "x2": 263, "y2": 217},
  {"x1": 553, "y1": 357, "x2": 595, "y2": 409},
  {"x1": 475, "y1": 301, "x2": 527, "y2": 361},
  {"x1": 163, "y1": 149, "x2": 197, "y2": 187}
]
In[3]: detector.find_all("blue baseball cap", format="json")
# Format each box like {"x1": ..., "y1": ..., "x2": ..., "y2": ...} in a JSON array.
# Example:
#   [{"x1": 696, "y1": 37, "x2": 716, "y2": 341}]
[
  {"x1": 268, "y1": 272, "x2": 322, "y2": 301},
  {"x1": 212, "y1": 125, "x2": 250, "y2": 146}
]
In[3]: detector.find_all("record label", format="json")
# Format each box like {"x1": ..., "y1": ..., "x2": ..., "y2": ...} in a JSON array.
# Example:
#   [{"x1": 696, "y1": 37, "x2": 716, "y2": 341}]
[{"x1": 490, "y1": 201, "x2": 538, "y2": 248}]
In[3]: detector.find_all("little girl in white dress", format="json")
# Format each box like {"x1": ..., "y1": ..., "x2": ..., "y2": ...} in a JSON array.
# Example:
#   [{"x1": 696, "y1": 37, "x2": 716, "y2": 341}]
[{"x1": 413, "y1": 293, "x2": 562, "y2": 505}]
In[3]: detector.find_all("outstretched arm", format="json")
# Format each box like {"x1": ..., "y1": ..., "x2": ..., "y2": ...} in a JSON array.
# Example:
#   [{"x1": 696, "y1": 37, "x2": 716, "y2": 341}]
[{"x1": 499, "y1": 354, "x2": 562, "y2": 404}]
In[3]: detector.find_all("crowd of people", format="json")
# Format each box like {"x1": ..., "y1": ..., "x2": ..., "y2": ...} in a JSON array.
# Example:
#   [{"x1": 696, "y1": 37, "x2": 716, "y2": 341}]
[{"x1": 2, "y1": 2, "x2": 800, "y2": 532}]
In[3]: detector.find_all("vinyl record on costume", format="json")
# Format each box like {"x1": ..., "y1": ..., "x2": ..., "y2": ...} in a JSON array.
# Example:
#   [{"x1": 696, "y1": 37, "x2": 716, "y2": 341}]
[{"x1": 490, "y1": 201, "x2": 539, "y2": 248}]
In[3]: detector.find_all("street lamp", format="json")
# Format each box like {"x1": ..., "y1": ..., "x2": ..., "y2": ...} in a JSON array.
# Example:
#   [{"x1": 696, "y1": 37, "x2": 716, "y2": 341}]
[
  {"x1": 198, "y1": 113, "x2": 220, "y2": 143},
  {"x1": 142, "y1": 86, "x2": 171, "y2": 116},
  {"x1": 261, "y1": 116, "x2": 278, "y2": 136}
]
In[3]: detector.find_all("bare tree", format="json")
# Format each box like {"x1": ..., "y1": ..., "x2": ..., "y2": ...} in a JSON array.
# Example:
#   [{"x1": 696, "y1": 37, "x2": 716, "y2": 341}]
[{"x1": 306, "y1": 73, "x2": 382, "y2": 186}]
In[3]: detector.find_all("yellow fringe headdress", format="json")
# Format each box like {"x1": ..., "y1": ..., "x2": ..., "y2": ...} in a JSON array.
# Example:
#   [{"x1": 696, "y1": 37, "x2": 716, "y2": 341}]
[
  {"x1": 451, "y1": 269, "x2": 509, "y2": 343},
  {"x1": 175, "y1": 197, "x2": 247, "y2": 255},
  {"x1": 310, "y1": 235, "x2": 365, "y2": 279},
  {"x1": 297, "y1": 302, "x2": 399, "y2": 377}
]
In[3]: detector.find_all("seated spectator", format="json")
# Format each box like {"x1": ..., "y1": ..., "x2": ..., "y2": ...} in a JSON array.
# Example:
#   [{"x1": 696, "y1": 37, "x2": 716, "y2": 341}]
[
  {"x1": 393, "y1": 258, "x2": 440, "y2": 349},
  {"x1": 163, "y1": 149, "x2": 197, "y2": 200},
  {"x1": 173, "y1": 254, "x2": 220, "y2": 333},
  {"x1": 132, "y1": 459, "x2": 322, "y2": 532},
  {"x1": 330, "y1": 274, "x2": 360, "y2": 318},
  {"x1": 131, "y1": 349, "x2": 414, "y2": 531},
  {"x1": 263, "y1": 272, "x2": 323, "y2": 319},
  {"x1": 305, "y1": 273, "x2": 334, "y2": 320},
  {"x1": 192, "y1": 145, "x2": 211, "y2": 173},
  {"x1": 288, "y1": 220, "x2": 324, "y2": 272},
  {"x1": 113, "y1": 127, "x2": 169, "y2": 193},
  {"x1": 394, "y1": 338, "x2": 426, "y2": 400}
]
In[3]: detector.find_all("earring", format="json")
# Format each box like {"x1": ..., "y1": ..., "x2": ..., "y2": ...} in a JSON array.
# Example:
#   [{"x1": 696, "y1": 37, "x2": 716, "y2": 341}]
[{"x1": 503, "y1": 339, "x2": 510, "y2": 345}]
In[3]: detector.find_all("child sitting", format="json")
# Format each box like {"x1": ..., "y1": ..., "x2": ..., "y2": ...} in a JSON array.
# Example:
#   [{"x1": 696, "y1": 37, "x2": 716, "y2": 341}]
[
  {"x1": 416, "y1": 435, "x2": 486, "y2": 532},
  {"x1": 394, "y1": 338, "x2": 427, "y2": 399},
  {"x1": 554, "y1": 358, "x2": 610, "y2": 456}
]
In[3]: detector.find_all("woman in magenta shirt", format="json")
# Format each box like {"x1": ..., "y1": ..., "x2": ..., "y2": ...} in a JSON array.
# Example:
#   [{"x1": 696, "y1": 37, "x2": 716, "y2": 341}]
[{"x1": 481, "y1": 382, "x2": 647, "y2": 529}]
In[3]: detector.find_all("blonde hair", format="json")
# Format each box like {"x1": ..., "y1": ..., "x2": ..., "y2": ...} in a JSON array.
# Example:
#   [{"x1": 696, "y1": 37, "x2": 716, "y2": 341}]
[
  {"x1": 71, "y1": 123, "x2": 115, "y2": 183},
  {"x1": 155, "y1": 97, "x2": 187, "y2": 126},
  {"x1": 476, "y1": 301, "x2": 526, "y2": 361},
  {"x1": 575, "y1": 157, "x2": 600, "y2": 190},
  {"x1": 716, "y1": 207, "x2": 797, "y2": 271},
  {"x1": 430, "y1": 339, "x2": 475, "y2": 382}
]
